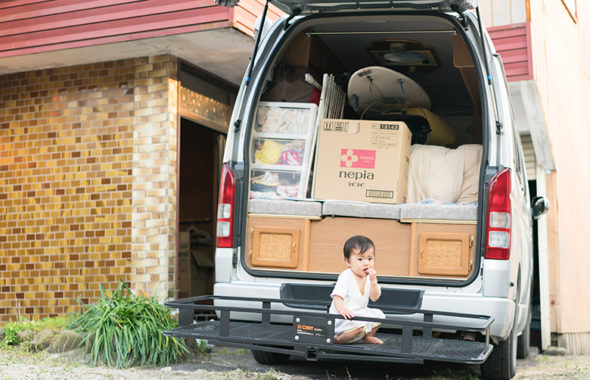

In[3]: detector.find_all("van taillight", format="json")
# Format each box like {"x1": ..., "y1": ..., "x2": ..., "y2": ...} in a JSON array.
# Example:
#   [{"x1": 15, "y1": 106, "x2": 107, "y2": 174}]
[
  {"x1": 485, "y1": 168, "x2": 511, "y2": 260},
  {"x1": 216, "y1": 164, "x2": 236, "y2": 248}
]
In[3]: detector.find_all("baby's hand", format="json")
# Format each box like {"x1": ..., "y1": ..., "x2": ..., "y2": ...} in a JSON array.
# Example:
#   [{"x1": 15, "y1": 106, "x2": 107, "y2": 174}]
[
  {"x1": 365, "y1": 267, "x2": 378, "y2": 282},
  {"x1": 338, "y1": 308, "x2": 355, "y2": 320}
]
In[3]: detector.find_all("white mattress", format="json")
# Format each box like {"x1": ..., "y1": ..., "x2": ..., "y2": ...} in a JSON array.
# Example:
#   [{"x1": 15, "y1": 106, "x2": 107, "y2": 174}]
[
  {"x1": 248, "y1": 199, "x2": 322, "y2": 217},
  {"x1": 248, "y1": 199, "x2": 477, "y2": 221},
  {"x1": 324, "y1": 201, "x2": 477, "y2": 221},
  {"x1": 400, "y1": 203, "x2": 478, "y2": 221},
  {"x1": 322, "y1": 200, "x2": 402, "y2": 219}
]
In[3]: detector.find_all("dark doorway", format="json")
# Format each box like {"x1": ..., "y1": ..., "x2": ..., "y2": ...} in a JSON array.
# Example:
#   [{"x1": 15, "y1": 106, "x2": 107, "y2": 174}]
[
  {"x1": 528, "y1": 179, "x2": 541, "y2": 348},
  {"x1": 177, "y1": 118, "x2": 225, "y2": 299}
]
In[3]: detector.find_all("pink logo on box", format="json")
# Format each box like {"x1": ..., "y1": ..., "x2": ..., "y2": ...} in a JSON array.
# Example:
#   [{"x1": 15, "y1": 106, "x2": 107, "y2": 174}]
[{"x1": 340, "y1": 149, "x2": 376, "y2": 168}]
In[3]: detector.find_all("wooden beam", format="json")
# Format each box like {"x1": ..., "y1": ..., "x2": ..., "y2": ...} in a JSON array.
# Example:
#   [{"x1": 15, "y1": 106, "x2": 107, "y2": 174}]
[{"x1": 536, "y1": 165, "x2": 551, "y2": 349}]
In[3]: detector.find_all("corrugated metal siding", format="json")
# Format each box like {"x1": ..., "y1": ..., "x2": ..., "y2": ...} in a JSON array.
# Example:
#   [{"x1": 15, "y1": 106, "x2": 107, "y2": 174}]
[
  {"x1": 489, "y1": 22, "x2": 533, "y2": 82},
  {"x1": 0, "y1": 0, "x2": 232, "y2": 58},
  {"x1": 520, "y1": 132, "x2": 536, "y2": 181}
]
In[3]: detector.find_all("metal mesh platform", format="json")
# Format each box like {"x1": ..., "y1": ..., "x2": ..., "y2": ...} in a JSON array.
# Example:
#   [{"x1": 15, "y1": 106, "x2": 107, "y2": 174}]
[
  {"x1": 165, "y1": 295, "x2": 493, "y2": 364},
  {"x1": 168, "y1": 320, "x2": 293, "y2": 342},
  {"x1": 165, "y1": 319, "x2": 490, "y2": 364}
]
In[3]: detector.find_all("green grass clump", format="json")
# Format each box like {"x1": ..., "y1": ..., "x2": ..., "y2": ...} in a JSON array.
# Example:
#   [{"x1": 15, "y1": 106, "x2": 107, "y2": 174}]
[
  {"x1": 69, "y1": 281, "x2": 188, "y2": 368},
  {"x1": 1, "y1": 316, "x2": 70, "y2": 347}
]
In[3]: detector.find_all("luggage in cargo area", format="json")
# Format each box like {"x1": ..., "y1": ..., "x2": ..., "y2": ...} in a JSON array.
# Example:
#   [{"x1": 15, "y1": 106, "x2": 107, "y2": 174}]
[{"x1": 243, "y1": 15, "x2": 484, "y2": 280}]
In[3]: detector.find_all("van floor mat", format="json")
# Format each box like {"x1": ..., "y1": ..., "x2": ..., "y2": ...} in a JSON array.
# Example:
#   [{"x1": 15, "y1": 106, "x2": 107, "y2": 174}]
[{"x1": 165, "y1": 320, "x2": 491, "y2": 364}]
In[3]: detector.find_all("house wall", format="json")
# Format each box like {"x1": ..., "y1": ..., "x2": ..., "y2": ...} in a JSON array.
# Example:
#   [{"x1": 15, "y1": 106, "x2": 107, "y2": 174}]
[
  {"x1": 0, "y1": 55, "x2": 178, "y2": 322},
  {"x1": 529, "y1": 1, "x2": 590, "y2": 352},
  {"x1": 0, "y1": 0, "x2": 232, "y2": 58},
  {"x1": 488, "y1": 23, "x2": 533, "y2": 82},
  {"x1": 478, "y1": 0, "x2": 527, "y2": 28}
]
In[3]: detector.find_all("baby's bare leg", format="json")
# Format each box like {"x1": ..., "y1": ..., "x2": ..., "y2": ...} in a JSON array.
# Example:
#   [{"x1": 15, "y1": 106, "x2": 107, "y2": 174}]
[
  {"x1": 361, "y1": 325, "x2": 383, "y2": 344},
  {"x1": 334, "y1": 327, "x2": 364, "y2": 344}
]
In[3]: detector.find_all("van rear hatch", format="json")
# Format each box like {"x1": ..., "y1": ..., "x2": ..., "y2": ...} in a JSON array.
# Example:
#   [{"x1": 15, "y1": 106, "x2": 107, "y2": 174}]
[
  {"x1": 265, "y1": 0, "x2": 477, "y2": 14},
  {"x1": 236, "y1": 7, "x2": 488, "y2": 286}
]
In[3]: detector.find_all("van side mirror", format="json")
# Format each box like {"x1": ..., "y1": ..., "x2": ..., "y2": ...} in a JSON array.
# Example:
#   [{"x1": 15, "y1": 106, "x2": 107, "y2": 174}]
[{"x1": 532, "y1": 196, "x2": 549, "y2": 219}]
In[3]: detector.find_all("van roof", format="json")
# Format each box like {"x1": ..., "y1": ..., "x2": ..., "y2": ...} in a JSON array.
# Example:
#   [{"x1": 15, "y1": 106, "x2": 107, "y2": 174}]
[{"x1": 268, "y1": 0, "x2": 478, "y2": 15}]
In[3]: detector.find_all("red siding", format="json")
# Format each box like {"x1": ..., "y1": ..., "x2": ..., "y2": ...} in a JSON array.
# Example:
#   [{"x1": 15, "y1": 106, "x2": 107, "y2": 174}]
[
  {"x1": 489, "y1": 22, "x2": 533, "y2": 82},
  {"x1": 0, "y1": 0, "x2": 232, "y2": 58}
]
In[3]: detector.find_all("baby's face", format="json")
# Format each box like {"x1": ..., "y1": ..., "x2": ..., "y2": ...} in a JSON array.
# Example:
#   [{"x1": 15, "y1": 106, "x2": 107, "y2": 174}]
[{"x1": 346, "y1": 247, "x2": 375, "y2": 277}]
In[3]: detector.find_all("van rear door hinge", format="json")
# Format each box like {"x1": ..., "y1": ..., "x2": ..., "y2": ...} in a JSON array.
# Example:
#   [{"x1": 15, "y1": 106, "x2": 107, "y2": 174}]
[
  {"x1": 215, "y1": 0, "x2": 239, "y2": 6},
  {"x1": 495, "y1": 121, "x2": 503, "y2": 135},
  {"x1": 455, "y1": 10, "x2": 468, "y2": 28},
  {"x1": 285, "y1": 8, "x2": 301, "y2": 29},
  {"x1": 234, "y1": 119, "x2": 242, "y2": 132}
]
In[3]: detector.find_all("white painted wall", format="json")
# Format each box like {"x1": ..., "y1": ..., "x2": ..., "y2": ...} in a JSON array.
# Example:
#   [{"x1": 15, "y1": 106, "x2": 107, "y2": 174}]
[
  {"x1": 528, "y1": 0, "x2": 590, "y2": 337},
  {"x1": 478, "y1": 0, "x2": 527, "y2": 27}
]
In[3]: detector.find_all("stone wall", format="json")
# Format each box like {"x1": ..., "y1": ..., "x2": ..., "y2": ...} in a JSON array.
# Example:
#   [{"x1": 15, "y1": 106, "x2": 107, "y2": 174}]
[
  {"x1": 130, "y1": 56, "x2": 178, "y2": 301},
  {"x1": 0, "y1": 55, "x2": 178, "y2": 322}
]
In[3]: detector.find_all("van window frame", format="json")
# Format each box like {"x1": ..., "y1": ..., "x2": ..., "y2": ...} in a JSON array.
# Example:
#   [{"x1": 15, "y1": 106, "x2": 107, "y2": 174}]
[
  {"x1": 491, "y1": 53, "x2": 528, "y2": 196},
  {"x1": 237, "y1": 10, "x2": 491, "y2": 288}
]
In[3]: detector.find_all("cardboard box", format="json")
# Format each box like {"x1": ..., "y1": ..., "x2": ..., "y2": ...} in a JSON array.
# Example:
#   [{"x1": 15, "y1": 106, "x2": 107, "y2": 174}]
[{"x1": 313, "y1": 119, "x2": 411, "y2": 204}]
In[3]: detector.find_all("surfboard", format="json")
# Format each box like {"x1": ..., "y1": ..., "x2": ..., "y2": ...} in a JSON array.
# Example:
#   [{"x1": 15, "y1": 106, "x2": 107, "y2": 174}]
[{"x1": 347, "y1": 66, "x2": 431, "y2": 115}]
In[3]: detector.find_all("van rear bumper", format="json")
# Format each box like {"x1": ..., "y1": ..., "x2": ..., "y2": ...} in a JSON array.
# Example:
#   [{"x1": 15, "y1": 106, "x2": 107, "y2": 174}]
[
  {"x1": 214, "y1": 282, "x2": 515, "y2": 340},
  {"x1": 420, "y1": 292, "x2": 515, "y2": 340}
]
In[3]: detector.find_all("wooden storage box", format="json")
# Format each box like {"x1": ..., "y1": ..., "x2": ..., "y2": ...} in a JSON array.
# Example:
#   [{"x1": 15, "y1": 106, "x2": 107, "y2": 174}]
[
  {"x1": 247, "y1": 215, "x2": 476, "y2": 280},
  {"x1": 409, "y1": 222, "x2": 476, "y2": 278},
  {"x1": 246, "y1": 216, "x2": 311, "y2": 270},
  {"x1": 308, "y1": 216, "x2": 412, "y2": 276}
]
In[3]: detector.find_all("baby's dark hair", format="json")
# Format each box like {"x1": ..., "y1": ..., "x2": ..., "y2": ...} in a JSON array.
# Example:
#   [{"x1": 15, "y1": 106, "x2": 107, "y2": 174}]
[{"x1": 343, "y1": 235, "x2": 375, "y2": 259}]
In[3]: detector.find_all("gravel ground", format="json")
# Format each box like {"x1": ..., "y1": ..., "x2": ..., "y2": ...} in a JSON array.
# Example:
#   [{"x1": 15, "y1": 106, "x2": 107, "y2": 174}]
[
  {"x1": 0, "y1": 345, "x2": 311, "y2": 380},
  {"x1": 1, "y1": 345, "x2": 589, "y2": 380}
]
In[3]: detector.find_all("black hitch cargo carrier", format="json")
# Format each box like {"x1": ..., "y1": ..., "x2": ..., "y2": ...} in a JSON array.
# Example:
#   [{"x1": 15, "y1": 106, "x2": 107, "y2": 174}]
[{"x1": 164, "y1": 295, "x2": 494, "y2": 365}]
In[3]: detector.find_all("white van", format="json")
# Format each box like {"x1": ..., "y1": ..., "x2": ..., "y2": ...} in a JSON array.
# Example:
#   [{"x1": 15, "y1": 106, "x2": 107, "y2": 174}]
[{"x1": 172, "y1": 1, "x2": 549, "y2": 379}]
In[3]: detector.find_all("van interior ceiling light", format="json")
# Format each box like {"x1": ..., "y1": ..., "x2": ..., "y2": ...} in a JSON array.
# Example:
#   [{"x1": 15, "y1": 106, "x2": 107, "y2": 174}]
[
  {"x1": 370, "y1": 40, "x2": 438, "y2": 68},
  {"x1": 485, "y1": 168, "x2": 511, "y2": 260},
  {"x1": 383, "y1": 50, "x2": 427, "y2": 64},
  {"x1": 383, "y1": 42, "x2": 427, "y2": 64},
  {"x1": 216, "y1": 164, "x2": 236, "y2": 248}
]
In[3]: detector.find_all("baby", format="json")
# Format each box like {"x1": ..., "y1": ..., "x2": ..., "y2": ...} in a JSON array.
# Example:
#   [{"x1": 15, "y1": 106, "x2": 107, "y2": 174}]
[{"x1": 329, "y1": 235, "x2": 385, "y2": 344}]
